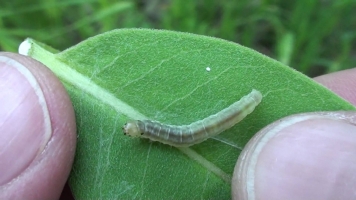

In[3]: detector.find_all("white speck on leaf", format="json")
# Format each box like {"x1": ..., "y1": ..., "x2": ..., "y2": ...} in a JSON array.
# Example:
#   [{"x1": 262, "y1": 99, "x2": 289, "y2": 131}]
[{"x1": 206, "y1": 67, "x2": 211, "y2": 72}]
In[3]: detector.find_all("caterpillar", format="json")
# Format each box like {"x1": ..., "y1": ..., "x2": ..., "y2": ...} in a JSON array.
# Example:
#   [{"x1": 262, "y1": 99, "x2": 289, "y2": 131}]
[{"x1": 123, "y1": 89, "x2": 262, "y2": 147}]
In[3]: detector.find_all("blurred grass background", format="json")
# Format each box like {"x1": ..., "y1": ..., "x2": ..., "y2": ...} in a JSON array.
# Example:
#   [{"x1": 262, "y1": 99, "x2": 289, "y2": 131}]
[{"x1": 1, "y1": 0, "x2": 355, "y2": 76}]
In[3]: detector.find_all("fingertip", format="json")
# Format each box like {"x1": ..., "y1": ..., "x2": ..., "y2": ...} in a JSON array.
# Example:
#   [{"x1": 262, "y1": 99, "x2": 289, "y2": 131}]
[
  {"x1": 314, "y1": 68, "x2": 356, "y2": 105},
  {"x1": 232, "y1": 112, "x2": 356, "y2": 200},
  {"x1": 0, "y1": 52, "x2": 76, "y2": 199}
]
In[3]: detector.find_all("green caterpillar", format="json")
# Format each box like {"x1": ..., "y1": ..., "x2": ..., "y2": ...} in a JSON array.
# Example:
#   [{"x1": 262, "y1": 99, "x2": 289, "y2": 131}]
[{"x1": 123, "y1": 89, "x2": 262, "y2": 147}]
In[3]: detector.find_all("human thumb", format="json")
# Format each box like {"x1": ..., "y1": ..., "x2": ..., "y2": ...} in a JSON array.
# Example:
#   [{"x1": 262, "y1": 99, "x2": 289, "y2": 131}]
[
  {"x1": 0, "y1": 52, "x2": 76, "y2": 199},
  {"x1": 232, "y1": 112, "x2": 356, "y2": 200}
]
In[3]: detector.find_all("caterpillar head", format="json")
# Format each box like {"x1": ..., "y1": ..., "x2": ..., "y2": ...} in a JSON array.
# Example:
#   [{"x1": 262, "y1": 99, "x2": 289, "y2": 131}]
[{"x1": 122, "y1": 121, "x2": 141, "y2": 137}]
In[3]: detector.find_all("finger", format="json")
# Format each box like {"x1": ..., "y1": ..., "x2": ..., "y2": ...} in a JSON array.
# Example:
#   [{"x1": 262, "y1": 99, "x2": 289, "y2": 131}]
[
  {"x1": 314, "y1": 68, "x2": 356, "y2": 105},
  {"x1": 0, "y1": 52, "x2": 76, "y2": 199},
  {"x1": 232, "y1": 112, "x2": 356, "y2": 200}
]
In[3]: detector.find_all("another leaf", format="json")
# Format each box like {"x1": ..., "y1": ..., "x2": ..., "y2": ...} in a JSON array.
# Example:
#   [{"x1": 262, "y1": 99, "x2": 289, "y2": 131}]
[{"x1": 19, "y1": 29, "x2": 355, "y2": 199}]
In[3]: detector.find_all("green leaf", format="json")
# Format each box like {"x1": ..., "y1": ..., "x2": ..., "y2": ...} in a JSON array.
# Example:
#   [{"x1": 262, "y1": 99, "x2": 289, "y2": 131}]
[{"x1": 20, "y1": 29, "x2": 355, "y2": 199}]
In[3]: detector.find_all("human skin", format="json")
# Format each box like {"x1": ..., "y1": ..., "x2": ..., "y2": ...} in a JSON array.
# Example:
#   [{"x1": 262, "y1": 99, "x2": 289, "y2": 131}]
[
  {"x1": 232, "y1": 68, "x2": 356, "y2": 200},
  {"x1": 0, "y1": 52, "x2": 76, "y2": 199}
]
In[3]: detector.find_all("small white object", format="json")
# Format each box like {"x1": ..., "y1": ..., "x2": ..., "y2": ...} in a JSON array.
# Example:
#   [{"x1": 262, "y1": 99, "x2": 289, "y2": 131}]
[
  {"x1": 18, "y1": 38, "x2": 32, "y2": 56},
  {"x1": 206, "y1": 67, "x2": 211, "y2": 72}
]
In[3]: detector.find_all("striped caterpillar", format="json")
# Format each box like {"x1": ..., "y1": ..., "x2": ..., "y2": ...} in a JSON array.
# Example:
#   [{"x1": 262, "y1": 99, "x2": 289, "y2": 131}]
[{"x1": 123, "y1": 89, "x2": 262, "y2": 147}]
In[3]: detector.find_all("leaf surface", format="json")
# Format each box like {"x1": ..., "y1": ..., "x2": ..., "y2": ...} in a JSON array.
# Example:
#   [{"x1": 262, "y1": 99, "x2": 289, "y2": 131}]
[{"x1": 20, "y1": 29, "x2": 355, "y2": 199}]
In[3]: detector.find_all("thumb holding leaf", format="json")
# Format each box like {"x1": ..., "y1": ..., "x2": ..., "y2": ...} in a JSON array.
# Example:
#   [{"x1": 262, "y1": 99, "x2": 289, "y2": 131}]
[
  {"x1": 0, "y1": 53, "x2": 76, "y2": 199},
  {"x1": 232, "y1": 68, "x2": 356, "y2": 200}
]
